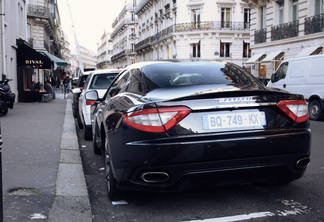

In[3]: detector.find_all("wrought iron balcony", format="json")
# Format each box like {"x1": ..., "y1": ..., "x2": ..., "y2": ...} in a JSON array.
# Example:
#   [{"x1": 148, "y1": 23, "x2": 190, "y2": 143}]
[
  {"x1": 254, "y1": 28, "x2": 266, "y2": 44},
  {"x1": 174, "y1": 21, "x2": 249, "y2": 32},
  {"x1": 305, "y1": 13, "x2": 324, "y2": 35},
  {"x1": 271, "y1": 20, "x2": 299, "y2": 41}
]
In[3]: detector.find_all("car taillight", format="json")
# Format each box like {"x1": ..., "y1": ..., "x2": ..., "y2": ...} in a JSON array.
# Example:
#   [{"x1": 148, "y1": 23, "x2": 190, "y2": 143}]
[
  {"x1": 86, "y1": 100, "x2": 96, "y2": 106},
  {"x1": 80, "y1": 87, "x2": 83, "y2": 91},
  {"x1": 124, "y1": 106, "x2": 191, "y2": 133},
  {"x1": 276, "y1": 100, "x2": 308, "y2": 123}
]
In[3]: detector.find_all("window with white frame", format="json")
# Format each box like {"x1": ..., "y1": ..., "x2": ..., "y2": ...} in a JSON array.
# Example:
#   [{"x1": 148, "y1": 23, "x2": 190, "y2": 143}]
[
  {"x1": 244, "y1": 9, "x2": 251, "y2": 29},
  {"x1": 220, "y1": 41, "x2": 230, "y2": 58},
  {"x1": 131, "y1": 12, "x2": 135, "y2": 21},
  {"x1": 192, "y1": 41, "x2": 201, "y2": 58},
  {"x1": 192, "y1": 9, "x2": 200, "y2": 26},
  {"x1": 291, "y1": 0, "x2": 298, "y2": 21},
  {"x1": 277, "y1": 0, "x2": 285, "y2": 24},
  {"x1": 131, "y1": 43, "x2": 135, "y2": 53},
  {"x1": 260, "y1": 6, "x2": 267, "y2": 29},
  {"x1": 243, "y1": 41, "x2": 251, "y2": 58},
  {"x1": 221, "y1": 8, "x2": 231, "y2": 28},
  {"x1": 315, "y1": 0, "x2": 324, "y2": 15}
]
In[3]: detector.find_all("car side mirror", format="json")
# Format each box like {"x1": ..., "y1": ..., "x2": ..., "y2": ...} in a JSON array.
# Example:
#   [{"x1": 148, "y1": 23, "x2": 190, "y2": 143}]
[
  {"x1": 71, "y1": 87, "x2": 81, "y2": 93},
  {"x1": 85, "y1": 90, "x2": 99, "y2": 101},
  {"x1": 270, "y1": 73, "x2": 276, "y2": 83}
]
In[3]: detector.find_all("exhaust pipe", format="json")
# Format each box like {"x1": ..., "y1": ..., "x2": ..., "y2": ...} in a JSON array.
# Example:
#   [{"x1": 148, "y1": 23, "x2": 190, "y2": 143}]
[
  {"x1": 296, "y1": 157, "x2": 310, "y2": 169},
  {"x1": 140, "y1": 172, "x2": 169, "y2": 183}
]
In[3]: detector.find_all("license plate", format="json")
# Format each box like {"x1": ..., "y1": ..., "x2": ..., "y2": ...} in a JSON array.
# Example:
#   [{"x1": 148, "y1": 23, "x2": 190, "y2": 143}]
[{"x1": 202, "y1": 111, "x2": 266, "y2": 130}]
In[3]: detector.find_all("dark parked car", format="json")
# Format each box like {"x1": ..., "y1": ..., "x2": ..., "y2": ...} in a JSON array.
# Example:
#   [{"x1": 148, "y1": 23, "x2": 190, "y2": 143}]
[
  {"x1": 71, "y1": 71, "x2": 91, "y2": 119},
  {"x1": 88, "y1": 61, "x2": 311, "y2": 201}
]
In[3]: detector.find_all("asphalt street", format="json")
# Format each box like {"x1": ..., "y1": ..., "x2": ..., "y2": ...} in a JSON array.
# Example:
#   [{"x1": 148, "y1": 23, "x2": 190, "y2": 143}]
[{"x1": 1, "y1": 91, "x2": 91, "y2": 222}]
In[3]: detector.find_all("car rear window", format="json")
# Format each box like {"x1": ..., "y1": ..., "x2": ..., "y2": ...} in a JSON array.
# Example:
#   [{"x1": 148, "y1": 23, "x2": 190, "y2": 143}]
[
  {"x1": 89, "y1": 73, "x2": 118, "y2": 89},
  {"x1": 141, "y1": 62, "x2": 252, "y2": 89}
]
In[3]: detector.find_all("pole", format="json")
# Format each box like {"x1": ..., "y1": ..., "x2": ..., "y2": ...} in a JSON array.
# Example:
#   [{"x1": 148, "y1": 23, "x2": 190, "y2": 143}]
[
  {"x1": 0, "y1": 122, "x2": 3, "y2": 222},
  {"x1": 67, "y1": 0, "x2": 84, "y2": 76}
]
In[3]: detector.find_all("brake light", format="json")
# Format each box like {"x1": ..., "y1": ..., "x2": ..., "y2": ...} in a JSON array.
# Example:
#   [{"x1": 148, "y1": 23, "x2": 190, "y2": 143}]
[
  {"x1": 124, "y1": 106, "x2": 191, "y2": 133},
  {"x1": 276, "y1": 100, "x2": 308, "y2": 123},
  {"x1": 86, "y1": 100, "x2": 96, "y2": 106}
]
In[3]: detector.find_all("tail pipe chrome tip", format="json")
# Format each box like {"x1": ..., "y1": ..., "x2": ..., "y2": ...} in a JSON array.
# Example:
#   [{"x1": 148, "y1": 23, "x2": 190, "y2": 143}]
[
  {"x1": 296, "y1": 157, "x2": 310, "y2": 169},
  {"x1": 140, "y1": 171, "x2": 170, "y2": 183}
]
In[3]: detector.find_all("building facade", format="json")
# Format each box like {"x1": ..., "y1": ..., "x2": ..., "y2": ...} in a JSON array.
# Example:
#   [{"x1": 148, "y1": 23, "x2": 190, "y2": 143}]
[
  {"x1": 0, "y1": 0, "x2": 27, "y2": 97},
  {"x1": 134, "y1": 0, "x2": 251, "y2": 66},
  {"x1": 111, "y1": 0, "x2": 138, "y2": 68},
  {"x1": 246, "y1": 0, "x2": 324, "y2": 78},
  {"x1": 97, "y1": 30, "x2": 114, "y2": 69}
]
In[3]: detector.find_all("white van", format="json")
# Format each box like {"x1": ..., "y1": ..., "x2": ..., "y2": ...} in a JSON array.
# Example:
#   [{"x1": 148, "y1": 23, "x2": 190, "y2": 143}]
[{"x1": 267, "y1": 53, "x2": 324, "y2": 121}]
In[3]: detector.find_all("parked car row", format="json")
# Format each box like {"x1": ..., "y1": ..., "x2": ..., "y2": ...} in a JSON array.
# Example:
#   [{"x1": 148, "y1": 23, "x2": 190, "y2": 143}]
[
  {"x1": 75, "y1": 69, "x2": 122, "y2": 140},
  {"x1": 74, "y1": 61, "x2": 311, "y2": 201}
]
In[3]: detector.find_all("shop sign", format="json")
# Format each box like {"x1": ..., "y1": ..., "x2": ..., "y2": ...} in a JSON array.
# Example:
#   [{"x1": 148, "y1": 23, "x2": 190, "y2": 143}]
[{"x1": 25, "y1": 60, "x2": 44, "y2": 65}]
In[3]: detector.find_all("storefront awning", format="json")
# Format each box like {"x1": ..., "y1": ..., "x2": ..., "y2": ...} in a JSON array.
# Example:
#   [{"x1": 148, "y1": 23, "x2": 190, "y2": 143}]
[
  {"x1": 244, "y1": 53, "x2": 266, "y2": 64},
  {"x1": 296, "y1": 46, "x2": 322, "y2": 57},
  {"x1": 38, "y1": 50, "x2": 68, "y2": 69},
  {"x1": 262, "y1": 51, "x2": 284, "y2": 63},
  {"x1": 16, "y1": 40, "x2": 52, "y2": 69}
]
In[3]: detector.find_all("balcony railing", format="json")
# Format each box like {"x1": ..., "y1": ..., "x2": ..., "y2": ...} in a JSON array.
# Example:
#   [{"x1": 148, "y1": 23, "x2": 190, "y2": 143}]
[
  {"x1": 271, "y1": 20, "x2": 299, "y2": 41},
  {"x1": 305, "y1": 13, "x2": 324, "y2": 35},
  {"x1": 111, "y1": 49, "x2": 134, "y2": 62},
  {"x1": 174, "y1": 21, "x2": 250, "y2": 32},
  {"x1": 254, "y1": 28, "x2": 266, "y2": 44},
  {"x1": 27, "y1": 4, "x2": 54, "y2": 31},
  {"x1": 27, "y1": 4, "x2": 50, "y2": 17}
]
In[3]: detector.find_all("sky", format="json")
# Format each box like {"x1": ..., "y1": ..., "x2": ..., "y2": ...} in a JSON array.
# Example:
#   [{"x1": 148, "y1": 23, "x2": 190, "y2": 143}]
[{"x1": 57, "y1": 0, "x2": 126, "y2": 54}]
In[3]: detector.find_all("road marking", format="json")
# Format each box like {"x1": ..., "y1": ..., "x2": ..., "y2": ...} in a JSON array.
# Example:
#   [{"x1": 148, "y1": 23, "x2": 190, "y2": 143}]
[
  {"x1": 182, "y1": 199, "x2": 310, "y2": 222},
  {"x1": 182, "y1": 212, "x2": 274, "y2": 222}
]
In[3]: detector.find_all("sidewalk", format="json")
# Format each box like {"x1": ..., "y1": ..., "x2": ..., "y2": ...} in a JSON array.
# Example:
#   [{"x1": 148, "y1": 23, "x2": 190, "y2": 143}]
[{"x1": 2, "y1": 91, "x2": 91, "y2": 222}]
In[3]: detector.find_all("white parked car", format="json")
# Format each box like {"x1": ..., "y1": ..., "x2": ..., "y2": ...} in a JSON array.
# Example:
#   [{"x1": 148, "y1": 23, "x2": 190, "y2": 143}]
[{"x1": 78, "y1": 69, "x2": 121, "y2": 140}]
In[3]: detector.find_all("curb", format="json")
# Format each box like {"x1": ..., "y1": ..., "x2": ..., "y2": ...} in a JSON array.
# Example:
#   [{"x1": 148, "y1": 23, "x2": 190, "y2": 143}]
[{"x1": 47, "y1": 99, "x2": 92, "y2": 222}]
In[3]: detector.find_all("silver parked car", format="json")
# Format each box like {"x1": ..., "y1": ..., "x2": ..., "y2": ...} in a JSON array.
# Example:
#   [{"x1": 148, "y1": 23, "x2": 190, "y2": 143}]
[{"x1": 78, "y1": 69, "x2": 121, "y2": 140}]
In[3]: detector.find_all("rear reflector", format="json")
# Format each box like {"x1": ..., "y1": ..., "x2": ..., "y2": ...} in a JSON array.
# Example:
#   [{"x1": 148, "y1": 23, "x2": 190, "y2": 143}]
[
  {"x1": 86, "y1": 100, "x2": 96, "y2": 106},
  {"x1": 276, "y1": 100, "x2": 308, "y2": 123},
  {"x1": 124, "y1": 106, "x2": 191, "y2": 133}
]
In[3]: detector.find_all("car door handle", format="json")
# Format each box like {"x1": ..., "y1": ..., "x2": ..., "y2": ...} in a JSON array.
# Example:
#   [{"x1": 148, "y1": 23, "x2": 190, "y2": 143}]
[{"x1": 283, "y1": 84, "x2": 286, "y2": 88}]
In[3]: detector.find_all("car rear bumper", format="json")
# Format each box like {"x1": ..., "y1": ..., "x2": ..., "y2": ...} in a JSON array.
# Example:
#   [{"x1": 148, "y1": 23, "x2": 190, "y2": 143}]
[{"x1": 110, "y1": 129, "x2": 311, "y2": 192}]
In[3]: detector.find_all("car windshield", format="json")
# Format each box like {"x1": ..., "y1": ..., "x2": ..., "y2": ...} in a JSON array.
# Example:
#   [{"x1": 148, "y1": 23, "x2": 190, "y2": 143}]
[
  {"x1": 141, "y1": 62, "x2": 253, "y2": 89},
  {"x1": 89, "y1": 73, "x2": 118, "y2": 90}
]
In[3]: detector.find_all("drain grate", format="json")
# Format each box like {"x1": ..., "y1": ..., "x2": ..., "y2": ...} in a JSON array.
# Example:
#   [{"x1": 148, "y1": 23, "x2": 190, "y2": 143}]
[{"x1": 9, "y1": 188, "x2": 41, "y2": 196}]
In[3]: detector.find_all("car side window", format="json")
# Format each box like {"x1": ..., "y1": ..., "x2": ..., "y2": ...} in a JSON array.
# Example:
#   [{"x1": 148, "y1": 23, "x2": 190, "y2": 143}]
[
  {"x1": 106, "y1": 71, "x2": 130, "y2": 99},
  {"x1": 275, "y1": 62, "x2": 288, "y2": 81},
  {"x1": 126, "y1": 69, "x2": 146, "y2": 95},
  {"x1": 82, "y1": 75, "x2": 91, "y2": 90}
]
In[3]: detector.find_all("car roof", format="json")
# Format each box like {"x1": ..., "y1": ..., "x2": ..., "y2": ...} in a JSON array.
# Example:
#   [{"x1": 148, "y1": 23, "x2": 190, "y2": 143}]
[{"x1": 90, "y1": 69, "x2": 122, "y2": 74}]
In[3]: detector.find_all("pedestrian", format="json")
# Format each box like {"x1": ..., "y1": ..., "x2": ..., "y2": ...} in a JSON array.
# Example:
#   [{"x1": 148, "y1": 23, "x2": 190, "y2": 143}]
[
  {"x1": 49, "y1": 74, "x2": 57, "y2": 99},
  {"x1": 63, "y1": 75, "x2": 70, "y2": 93}
]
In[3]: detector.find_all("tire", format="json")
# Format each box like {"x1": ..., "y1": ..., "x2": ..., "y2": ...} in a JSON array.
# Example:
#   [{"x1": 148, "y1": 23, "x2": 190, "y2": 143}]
[
  {"x1": 72, "y1": 105, "x2": 77, "y2": 118},
  {"x1": 93, "y1": 127, "x2": 101, "y2": 155},
  {"x1": 104, "y1": 138, "x2": 120, "y2": 201},
  {"x1": 0, "y1": 104, "x2": 8, "y2": 116},
  {"x1": 309, "y1": 100, "x2": 324, "y2": 121},
  {"x1": 77, "y1": 112, "x2": 83, "y2": 129},
  {"x1": 83, "y1": 125, "x2": 92, "y2": 140}
]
